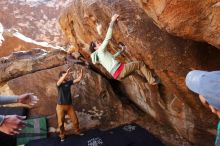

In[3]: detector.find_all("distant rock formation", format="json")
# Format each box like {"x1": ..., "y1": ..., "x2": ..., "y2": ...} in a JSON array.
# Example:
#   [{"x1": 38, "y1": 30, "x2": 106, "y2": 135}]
[
  {"x1": 0, "y1": 31, "x2": 58, "y2": 57},
  {"x1": 0, "y1": 0, "x2": 73, "y2": 46}
]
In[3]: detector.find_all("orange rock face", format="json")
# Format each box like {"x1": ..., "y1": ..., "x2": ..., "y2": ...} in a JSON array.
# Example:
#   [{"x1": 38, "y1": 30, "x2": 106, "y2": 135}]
[
  {"x1": 59, "y1": 0, "x2": 220, "y2": 145},
  {"x1": 133, "y1": 0, "x2": 220, "y2": 49}
]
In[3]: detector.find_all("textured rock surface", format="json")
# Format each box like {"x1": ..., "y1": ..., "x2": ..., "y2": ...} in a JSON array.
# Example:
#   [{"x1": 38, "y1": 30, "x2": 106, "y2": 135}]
[
  {"x1": 0, "y1": 0, "x2": 74, "y2": 46},
  {"x1": 0, "y1": 32, "x2": 52, "y2": 57},
  {"x1": 0, "y1": 0, "x2": 75, "y2": 57},
  {"x1": 59, "y1": 0, "x2": 220, "y2": 145},
  {"x1": 0, "y1": 49, "x2": 66, "y2": 83},
  {"x1": 133, "y1": 0, "x2": 220, "y2": 49},
  {"x1": 0, "y1": 49, "x2": 138, "y2": 135}
]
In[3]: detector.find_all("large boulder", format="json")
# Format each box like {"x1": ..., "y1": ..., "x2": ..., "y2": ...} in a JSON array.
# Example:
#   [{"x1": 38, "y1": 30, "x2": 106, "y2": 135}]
[
  {"x1": 133, "y1": 0, "x2": 220, "y2": 49},
  {"x1": 59, "y1": 0, "x2": 220, "y2": 145},
  {"x1": 0, "y1": 48, "x2": 66, "y2": 83},
  {"x1": 0, "y1": 49, "x2": 138, "y2": 134}
]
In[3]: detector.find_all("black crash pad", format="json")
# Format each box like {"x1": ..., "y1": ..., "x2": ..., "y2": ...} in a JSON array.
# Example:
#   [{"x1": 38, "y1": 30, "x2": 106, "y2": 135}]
[
  {"x1": 0, "y1": 107, "x2": 28, "y2": 116},
  {"x1": 26, "y1": 123, "x2": 165, "y2": 146}
]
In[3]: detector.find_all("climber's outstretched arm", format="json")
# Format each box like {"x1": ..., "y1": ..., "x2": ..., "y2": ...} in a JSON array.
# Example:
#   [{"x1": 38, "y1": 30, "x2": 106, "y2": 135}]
[{"x1": 99, "y1": 14, "x2": 119, "y2": 52}]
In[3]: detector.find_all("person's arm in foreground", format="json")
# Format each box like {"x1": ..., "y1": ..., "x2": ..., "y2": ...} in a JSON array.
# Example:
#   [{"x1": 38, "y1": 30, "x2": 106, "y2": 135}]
[{"x1": 0, "y1": 93, "x2": 38, "y2": 135}]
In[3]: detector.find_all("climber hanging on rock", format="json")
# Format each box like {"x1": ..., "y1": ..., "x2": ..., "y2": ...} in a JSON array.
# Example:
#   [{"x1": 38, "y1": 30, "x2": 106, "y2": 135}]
[{"x1": 89, "y1": 14, "x2": 158, "y2": 85}]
